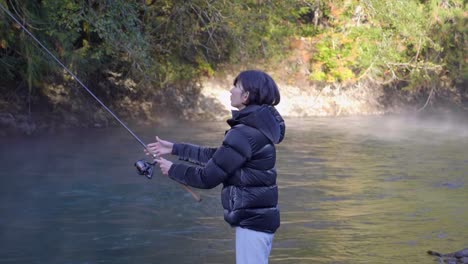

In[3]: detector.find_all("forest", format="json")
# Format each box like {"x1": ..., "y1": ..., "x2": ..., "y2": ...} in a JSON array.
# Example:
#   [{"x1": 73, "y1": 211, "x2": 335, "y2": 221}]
[{"x1": 0, "y1": 0, "x2": 466, "y2": 134}]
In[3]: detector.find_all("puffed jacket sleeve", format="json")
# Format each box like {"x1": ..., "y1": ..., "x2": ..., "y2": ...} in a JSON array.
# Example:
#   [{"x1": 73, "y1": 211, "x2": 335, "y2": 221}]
[
  {"x1": 168, "y1": 128, "x2": 252, "y2": 189},
  {"x1": 172, "y1": 143, "x2": 217, "y2": 166}
]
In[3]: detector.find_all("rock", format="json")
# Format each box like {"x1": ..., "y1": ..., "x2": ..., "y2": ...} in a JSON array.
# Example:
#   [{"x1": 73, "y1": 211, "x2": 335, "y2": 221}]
[
  {"x1": 0, "y1": 112, "x2": 15, "y2": 127},
  {"x1": 0, "y1": 113, "x2": 37, "y2": 135},
  {"x1": 427, "y1": 248, "x2": 468, "y2": 264},
  {"x1": 15, "y1": 114, "x2": 37, "y2": 135}
]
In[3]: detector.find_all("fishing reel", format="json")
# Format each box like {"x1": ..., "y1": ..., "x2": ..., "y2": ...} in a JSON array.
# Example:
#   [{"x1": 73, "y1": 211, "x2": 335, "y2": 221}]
[{"x1": 134, "y1": 159, "x2": 156, "y2": 179}]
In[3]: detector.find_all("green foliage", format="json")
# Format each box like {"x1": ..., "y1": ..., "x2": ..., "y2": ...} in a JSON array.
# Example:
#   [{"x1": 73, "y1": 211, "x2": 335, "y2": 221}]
[
  {"x1": 310, "y1": 32, "x2": 359, "y2": 83},
  {"x1": 425, "y1": 1, "x2": 466, "y2": 85},
  {"x1": 307, "y1": 1, "x2": 361, "y2": 83},
  {"x1": 0, "y1": 0, "x2": 466, "y2": 121},
  {"x1": 306, "y1": 0, "x2": 466, "y2": 92}
]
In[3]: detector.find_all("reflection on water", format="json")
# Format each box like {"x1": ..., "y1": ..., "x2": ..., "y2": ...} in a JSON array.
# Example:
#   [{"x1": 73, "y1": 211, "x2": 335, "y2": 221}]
[{"x1": 1, "y1": 115, "x2": 467, "y2": 263}]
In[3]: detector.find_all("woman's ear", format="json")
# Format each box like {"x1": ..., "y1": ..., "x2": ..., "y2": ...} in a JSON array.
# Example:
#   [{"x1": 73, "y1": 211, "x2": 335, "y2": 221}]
[{"x1": 242, "y1": 91, "x2": 249, "y2": 104}]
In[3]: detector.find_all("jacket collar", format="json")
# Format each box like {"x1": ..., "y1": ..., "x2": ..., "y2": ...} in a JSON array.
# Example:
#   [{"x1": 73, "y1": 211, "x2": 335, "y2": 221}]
[{"x1": 227, "y1": 104, "x2": 285, "y2": 144}]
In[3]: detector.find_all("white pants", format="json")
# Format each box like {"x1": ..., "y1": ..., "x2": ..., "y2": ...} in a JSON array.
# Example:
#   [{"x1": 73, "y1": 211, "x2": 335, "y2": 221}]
[{"x1": 236, "y1": 227, "x2": 274, "y2": 264}]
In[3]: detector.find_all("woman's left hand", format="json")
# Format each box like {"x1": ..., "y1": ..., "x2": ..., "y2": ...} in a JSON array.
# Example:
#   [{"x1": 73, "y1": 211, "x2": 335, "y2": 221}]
[{"x1": 154, "y1": 157, "x2": 173, "y2": 175}]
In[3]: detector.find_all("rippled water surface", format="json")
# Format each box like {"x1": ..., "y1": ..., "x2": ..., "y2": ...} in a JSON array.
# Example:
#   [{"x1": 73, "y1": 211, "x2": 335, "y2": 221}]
[{"x1": 1, "y1": 115, "x2": 467, "y2": 263}]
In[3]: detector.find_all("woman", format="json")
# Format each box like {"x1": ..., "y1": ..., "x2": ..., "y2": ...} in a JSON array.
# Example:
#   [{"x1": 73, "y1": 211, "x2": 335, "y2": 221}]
[{"x1": 146, "y1": 70, "x2": 285, "y2": 264}]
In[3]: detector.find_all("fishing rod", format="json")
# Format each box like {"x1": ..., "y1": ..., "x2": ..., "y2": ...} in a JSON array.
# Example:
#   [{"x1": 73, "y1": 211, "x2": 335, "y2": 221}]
[{"x1": 0, "y1": 3, "x2": 201, "y2": 202}]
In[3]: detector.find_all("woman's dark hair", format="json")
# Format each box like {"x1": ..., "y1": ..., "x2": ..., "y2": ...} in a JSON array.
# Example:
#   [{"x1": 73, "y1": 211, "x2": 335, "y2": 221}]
[{"x1": 233, "y1": 70, "x2": 280, "y2": 106}]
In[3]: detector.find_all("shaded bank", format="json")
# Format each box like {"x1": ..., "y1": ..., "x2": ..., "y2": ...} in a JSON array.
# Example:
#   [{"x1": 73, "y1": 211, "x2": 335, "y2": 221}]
[{"x1": 1, "y1": 75, "x2": 467, "y2": 137}]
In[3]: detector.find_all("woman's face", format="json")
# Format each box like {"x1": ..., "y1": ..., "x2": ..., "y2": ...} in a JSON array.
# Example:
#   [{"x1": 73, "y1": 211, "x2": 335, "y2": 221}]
[{"x1": 230, "y1": 83, "x2": 249, "y2": 110}]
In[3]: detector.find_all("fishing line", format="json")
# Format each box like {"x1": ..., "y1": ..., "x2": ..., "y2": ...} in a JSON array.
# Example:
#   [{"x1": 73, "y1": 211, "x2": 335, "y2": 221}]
[{"x1": 0, "y1": 3, "x2": 201, "y2": 202}]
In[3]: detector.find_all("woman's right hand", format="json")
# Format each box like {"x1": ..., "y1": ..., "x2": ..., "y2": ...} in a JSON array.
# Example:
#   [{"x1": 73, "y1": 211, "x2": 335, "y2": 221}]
[{"x1": 145, "y1": 136, "x2": 174, "y2": 157}]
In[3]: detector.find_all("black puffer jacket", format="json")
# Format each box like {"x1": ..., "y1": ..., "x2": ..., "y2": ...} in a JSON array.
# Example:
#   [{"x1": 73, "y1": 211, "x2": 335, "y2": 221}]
[{"x1": 168, "y1": 104, "x2": 285, "y2": 233}]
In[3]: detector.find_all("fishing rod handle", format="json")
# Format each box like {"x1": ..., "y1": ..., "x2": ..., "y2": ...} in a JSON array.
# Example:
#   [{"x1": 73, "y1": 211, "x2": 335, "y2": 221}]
[
  {"x1": 181, "y1": 184, "x2": 202, "y2": 202},
  {"x1": 149, "y1": 150, "x2": 201, "y2": 202}
]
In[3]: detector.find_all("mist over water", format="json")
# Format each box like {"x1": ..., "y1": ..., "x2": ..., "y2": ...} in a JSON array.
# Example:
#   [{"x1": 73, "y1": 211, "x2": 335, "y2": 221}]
[
  {"x1": 0, "y1": 114, "x2": 467, "y2": 263},
  {"x1": 303, "y1": 114, "x2": 468, "y2": 142}
]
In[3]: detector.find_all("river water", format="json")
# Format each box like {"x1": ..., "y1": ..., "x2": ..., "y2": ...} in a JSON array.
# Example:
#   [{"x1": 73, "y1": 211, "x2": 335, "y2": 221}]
[{"x1": 0, "y1": 115, "x2": 467, "y2": 264}]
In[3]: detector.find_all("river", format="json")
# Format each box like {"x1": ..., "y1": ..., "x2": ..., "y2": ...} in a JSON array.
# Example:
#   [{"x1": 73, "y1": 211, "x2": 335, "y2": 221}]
[{"x1": 0, "y1": 115, "x2": 467, "y2": 263}]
